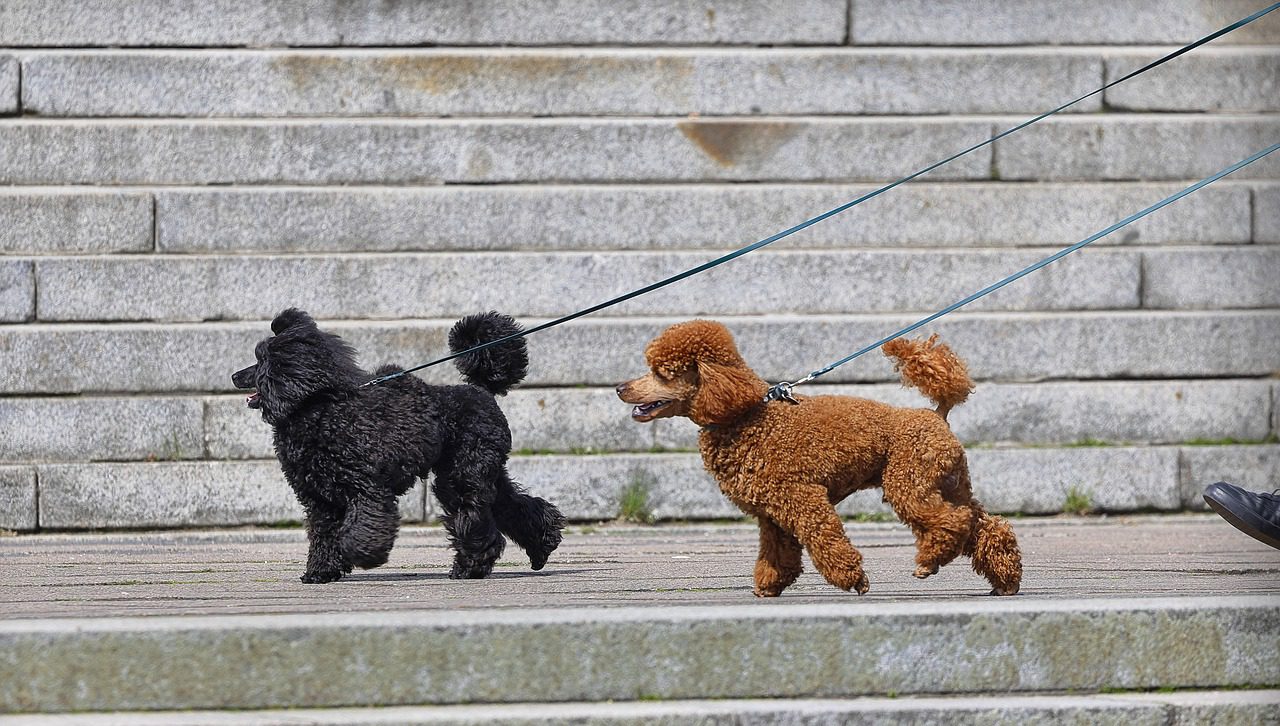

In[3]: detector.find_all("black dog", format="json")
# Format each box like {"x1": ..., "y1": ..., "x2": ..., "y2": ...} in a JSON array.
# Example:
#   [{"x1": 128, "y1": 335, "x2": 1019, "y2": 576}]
[{"x1": 232, "y1": 309, "x2": 565, "y2": 583}]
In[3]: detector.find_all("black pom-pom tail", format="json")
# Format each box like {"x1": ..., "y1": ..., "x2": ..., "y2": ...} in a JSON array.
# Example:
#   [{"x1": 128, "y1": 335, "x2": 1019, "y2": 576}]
[{"x1": 448, "y1": 312, "x2": 529, "y2": 395}]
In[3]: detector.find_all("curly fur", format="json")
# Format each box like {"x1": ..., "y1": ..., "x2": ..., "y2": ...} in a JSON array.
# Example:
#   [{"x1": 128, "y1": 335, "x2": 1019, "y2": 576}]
[
  {"x1": 618, "y1": 319, "x2": 1021, "y2": 597},
  {"x1": 232, "y1": 309, "x2": 564, "y2": 584}
]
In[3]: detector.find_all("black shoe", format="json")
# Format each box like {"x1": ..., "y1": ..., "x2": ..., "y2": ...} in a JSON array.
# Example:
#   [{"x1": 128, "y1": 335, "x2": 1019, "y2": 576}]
[{"x1": 1203, "y1": 481, "x2": 1280, "y2": 551}]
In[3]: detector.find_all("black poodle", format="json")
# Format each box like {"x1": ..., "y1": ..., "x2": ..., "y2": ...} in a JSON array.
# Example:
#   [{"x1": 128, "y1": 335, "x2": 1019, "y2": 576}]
[{"x1": 232, "y1": 308, "x2": 565, "y2": 583}]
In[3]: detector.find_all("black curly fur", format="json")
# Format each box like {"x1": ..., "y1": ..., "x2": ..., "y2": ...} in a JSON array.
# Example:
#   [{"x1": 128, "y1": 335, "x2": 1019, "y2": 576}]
[{"x1": 232, "y1": 308, "x2": 564, "y2": 584}]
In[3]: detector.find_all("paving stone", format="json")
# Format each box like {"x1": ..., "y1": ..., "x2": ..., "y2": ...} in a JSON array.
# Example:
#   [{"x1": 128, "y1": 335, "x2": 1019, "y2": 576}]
[
  {"x1": 0, "y1": 119, "x2": 993, "y2": 185},
  {"x1": 1143, "y1": 246, "x2": 1280, "y2": 309},
  {"x1": 0, "y1": 259, "x2": 33, "y2": 322},
  {"x1": 0, "y1": 466, "x2": 36, "y2": 530},
  {"x1": 994, "y1": 116, "x2": 1280, "y2": 181},
  {"x1": 0, "y1": 397, "x2": 204, "y2": 462},
  {"x1": 850, "y1": 0, "x2": 1280, "y2": 45},
  {"x1": 0, "y1": 191, "x2": 153, "y2": 255},
  {"x1": 34, "y1": 249, "x2": 1138, "y2": 322},
  {"x1": 0, "y1": 1, "x2": 846, "y2": 46},
  {"x1": 1255, "y1": 183, "x2": 1280, "y2": 243},
  {"x1": 0, "y1": 56, "x2": 15, "y2": 114},
  {"x1": 36, "y1": 462, "x2": 425, "y2": 529},
  {"x1": 1105, "y1": 49, "x2": 1280, "y2": 113},
  {"x1": 1178, "y1": 444, "x2": 1280, "y2": 510},
  {"x1": 4, "y1": 312, "x2": 1279, "y2": 394},
  {"x1": 155, "y1": 183, "x2": 1252, "y2": 253},
  {"x1": 1, "y1": 596, "x2": 1274, "y2": 712},
  {"x1": 22, "y1": 49, "x2": 1101, "y2": 117}
]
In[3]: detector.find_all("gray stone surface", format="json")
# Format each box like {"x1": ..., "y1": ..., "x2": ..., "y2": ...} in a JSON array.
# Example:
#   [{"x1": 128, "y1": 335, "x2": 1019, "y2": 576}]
[
  {"x1": 5, "y1": 692, "x2": 1279, "y2": 725},
  {"x1": 0, "y1": 596, "x2": 1275, "y2": 712},
  {"x1": 0, "y1": 1, "x2": 846, "y2": 46},
  {"x1": 4, "y1": 312, "x2": 1279, "y2": 394},
  {"x1": 0, "y1": 191, "x2": 153, "y2": 255},
  {"x1": 0, "y1": 260, "x2": 33, "y2": 322},
  {"x1": 1105, "y1": 49, "x2": 1280, "y2": 113},
  {"x1": 34, "y1": 249, "x2": 1138, "y2": 322},
  {"x1": 850, "y1": 0, "x2": 1280, "y2": 45},
  {"x1": 0, "y1": 466, "x2": 36, "y2": 530},
  {"x1": 155, "y1": 183, "x2": 1253, "y2": 254},
  {"x1": 1143, "y1": 247, "x2": 1280, "y2": 309},
  {"x1": 0, "y1": 119, "x2": 993, "y2": 185},
  {"x1": 209, "y1": 379, "x2": 1274, "y2": 461},
  {"x1": 995, "y1": 116, "x2": 1280, "y2": 181},
  {"x1": 1178, "y1": 444, "x2": 1280, "y2": 510},
  {"x1": 0, "y1": 397, "x2": 204, "y2": 463},
  {"x1": 36, "y1": 462, "x2": 425, "y2": 529},
  {"x1": 1255, "y1": 183, "x2": 1280, "y2": 243},
  {"x1": 0, "y1": 56, "x2": 16, "y2": 114},
  {"x1": 22, "y1": 49, "x2": 1101, "y2": 117}
]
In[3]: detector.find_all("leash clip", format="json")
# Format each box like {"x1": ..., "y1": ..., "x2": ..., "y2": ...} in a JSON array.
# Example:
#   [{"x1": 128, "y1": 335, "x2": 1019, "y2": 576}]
[{"x1": 764, "y1": 381, "x2": 800, "y2": 405}]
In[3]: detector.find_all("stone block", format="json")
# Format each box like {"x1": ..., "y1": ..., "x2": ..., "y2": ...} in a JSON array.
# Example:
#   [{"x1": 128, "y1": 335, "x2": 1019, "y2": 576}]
[
  {"x1": 850, "y1": 0, "x2": 1279, "y2": 44},
  {"x1": 0, "y1": 466, "x2": 36, "y2": 530},
  {"x1": 0, "y1": 397, "x2": 204, "y2": 462},
  {"x1": 156, "y1": 182, "x2": 1252, "y2": 254},
  {"x1": 0, "y1": 1, "x2": 846, "y2": 46},
  {"x1": 1255, "y1": 183, "x2": 1280, "y2": 243},
  {"x1": 0, "y1": 56, "x2": 15, "y2": 114},
  {"x1": 0, "y1": 119, "x2": 993, "y2": 185},
  {"x1": 1143, "y1": 247, "x2": 1280, "y2": 309},
  {"x1": 34, "y1": 249, "x2": 1138, "y2": 322},
  {"x1": 4, "y1": 312, "x2": 1280, "y2": 394},
  {"x1": 23, "y1": 49, "x2": 1100, "y2": 117},
  {"x1": 37, "y1": 462, "x2": 425, "y2": 529},
  {"x1": 995, "y1": 117, "x2": 1280, "y2": 181},
  {"x1": 965, "y1": 446, "x2": 1181, "y2": 515},
  {"x1": 1105, "y1": 49, "x2": 1280, "y2": 113},
  {"x1": 0, "y1": 190, "x2": 152, "y2": 254},
  {"x1": 0, "y1": 259, "x2": 33, "y2": 322},
  {"x1": 1178, "y1": 444, "x2": 1280, "y2": 510}
]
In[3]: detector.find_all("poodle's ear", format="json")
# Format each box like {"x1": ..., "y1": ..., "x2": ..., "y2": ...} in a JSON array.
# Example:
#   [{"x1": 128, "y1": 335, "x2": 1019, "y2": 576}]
[
  {"x1": 271, "y1": 308, "x2": 315, "y2": 335},
  {"x1": 690, "y1": 360, "x2": 767, "y2": 426}
]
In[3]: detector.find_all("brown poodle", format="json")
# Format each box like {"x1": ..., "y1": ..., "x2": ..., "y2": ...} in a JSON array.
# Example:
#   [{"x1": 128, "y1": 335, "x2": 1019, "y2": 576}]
[{"x1": 617, "y1": 320, "x2": 1022, "y2": 597}]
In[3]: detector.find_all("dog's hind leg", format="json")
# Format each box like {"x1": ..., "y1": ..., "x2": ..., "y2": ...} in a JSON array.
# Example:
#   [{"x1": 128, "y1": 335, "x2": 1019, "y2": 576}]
[
  {"x1": 753, "y1": 517, "x2": 803, "y2": 597},
  {"x1": 882, "y1": 451, "x2": 976, "y2": 581},
  {"x1": 339, "y1": 489, "x2": 401, "y2": 570},
  {"x1": 433, "y1": 468, "x2": 507, "y2": 580},
  {"x1": 965, "y1": 504, "x2": 1023, "y2": 596},
  {"x1": 492, "y1": 470, "x2": 565, "y2": 571}
]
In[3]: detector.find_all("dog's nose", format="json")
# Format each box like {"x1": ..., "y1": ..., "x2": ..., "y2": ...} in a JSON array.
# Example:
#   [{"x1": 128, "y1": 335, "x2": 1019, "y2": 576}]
[{"x1": 615, "y1": 382, "x2": 628, "y2": 396}]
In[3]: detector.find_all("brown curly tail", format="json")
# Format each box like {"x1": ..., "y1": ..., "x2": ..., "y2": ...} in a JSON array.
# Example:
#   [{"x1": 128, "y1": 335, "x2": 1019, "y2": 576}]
[{"x1": 882, "y1": 334, "x2": 974, "y2": 421}]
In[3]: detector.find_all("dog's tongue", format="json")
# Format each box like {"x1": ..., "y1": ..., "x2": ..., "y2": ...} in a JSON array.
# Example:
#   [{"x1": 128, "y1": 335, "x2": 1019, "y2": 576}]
[{"x1": 246, "y1": 392, "x2": 260, "y2": 406}]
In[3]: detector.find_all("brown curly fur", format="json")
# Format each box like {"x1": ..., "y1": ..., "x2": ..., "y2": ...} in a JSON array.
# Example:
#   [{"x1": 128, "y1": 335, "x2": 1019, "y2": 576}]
[{"x1": 617, "y1": 320, "x2": 1022, "y2": 597}]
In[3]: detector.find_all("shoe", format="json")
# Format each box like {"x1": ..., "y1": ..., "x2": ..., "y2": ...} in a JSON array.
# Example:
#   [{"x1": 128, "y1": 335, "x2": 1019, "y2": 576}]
[{"x1": 1203, "y1": 481, "x2": 1280, "y2": 551}]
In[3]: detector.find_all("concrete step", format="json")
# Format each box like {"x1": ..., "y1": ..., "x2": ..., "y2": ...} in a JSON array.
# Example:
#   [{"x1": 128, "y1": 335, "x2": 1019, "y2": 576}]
[
  {"x1": 5, "y1": 181, "x2": 1265, "y2": 256},
  {"x1": 7, "y1": 444, "x2": 1277, "y2": 529},
  {"x1": 850, "y1": 0, "x2": 1279, "y2": 46},
  {"x1": 19, "y1": 47, "x2": 1279, "y2": 118},
  {"x1": 4, "y1": 691, "x2": 1278, "y2": 725},
  {"x1": 3, "y1": 312, "x2": 1277, "y2": 394},
  {"x1": 0, "y1": 1, "x2": 849, "y2": 47},
  {"x1": 0, "y1": 55, "x2": 15, "y2": 114},
  {"x1": 0, "y1": 595, "x2": 1275, "y2": 713},
  {"x1": 25, "y1": 246, "x2": 1280, "y2": 323},
  {"x1": 3, "y1": 379, "x2": 1272, "y2": 464},
  {"x1": 0, "y1": 116, "x2": 1275, "y2": 185}
]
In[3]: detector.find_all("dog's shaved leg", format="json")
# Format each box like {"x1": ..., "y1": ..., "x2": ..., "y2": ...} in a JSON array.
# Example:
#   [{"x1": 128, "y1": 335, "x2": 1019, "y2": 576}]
[{"x1": 752, "y1": 517, "x2": 803, "y2": 597}]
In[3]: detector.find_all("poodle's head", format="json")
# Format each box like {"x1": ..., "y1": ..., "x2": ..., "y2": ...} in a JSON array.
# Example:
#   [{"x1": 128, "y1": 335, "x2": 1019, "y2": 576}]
[
  {"x1": 231, "y1": 308, "x2": 365, "y2": 425},
  {"x1": 616, "y1": 319, "x2": 768, "y2": 427}
]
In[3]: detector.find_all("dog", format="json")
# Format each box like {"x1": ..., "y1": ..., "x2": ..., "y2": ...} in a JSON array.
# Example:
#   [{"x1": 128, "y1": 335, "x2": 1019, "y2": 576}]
[
  {"x1": 232, "y1": 308, "x2": 565, "y2": 583},
  {"x1": 617, "y1": 320, "x2": 1021, "y2": 597}
]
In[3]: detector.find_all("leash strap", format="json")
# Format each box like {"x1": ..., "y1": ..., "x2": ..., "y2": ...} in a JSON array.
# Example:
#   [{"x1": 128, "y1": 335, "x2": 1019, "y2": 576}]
[{"x1": 364, "y1": 3, "x2": 1278, "y2": 388}]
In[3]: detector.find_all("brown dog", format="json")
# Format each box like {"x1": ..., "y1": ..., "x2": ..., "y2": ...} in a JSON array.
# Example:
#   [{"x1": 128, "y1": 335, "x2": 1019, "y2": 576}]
[{"x1": 617, "y1": 320, "x2": 1021, "y2": 597}]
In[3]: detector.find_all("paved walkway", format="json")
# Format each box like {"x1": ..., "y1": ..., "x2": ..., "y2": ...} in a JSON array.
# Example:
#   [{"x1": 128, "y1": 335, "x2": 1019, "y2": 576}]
[{"x1": 1, "y1": 514, "x2": 1277, "y2": 620}]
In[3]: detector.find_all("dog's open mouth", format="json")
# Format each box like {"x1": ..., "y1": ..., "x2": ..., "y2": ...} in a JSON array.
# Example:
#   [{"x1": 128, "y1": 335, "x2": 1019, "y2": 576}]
[
  {"x1": 631, "y1": 400, "x2": 670, "y2": 420},
  {"x1": 245, "y1": 391, "x2": 261, "y2": 409}
]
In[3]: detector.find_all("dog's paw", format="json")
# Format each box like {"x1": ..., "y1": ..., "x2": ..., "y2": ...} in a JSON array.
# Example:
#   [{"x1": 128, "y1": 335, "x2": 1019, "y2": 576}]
[
  {"x1": 989, "y1": 585, "x2": 1020, "y2": 596},
  {"x1": 753, "y1": 586, "x2": 784, "y2": 598},
  {"x1": 448, "y1": 561, "x2": 494, "y2": 580},
  {"x1": 913, "y1": 564, "x2": 939, "y2": 580},
  {"x1": 300, "y1": 569, "x2": 345, "y2": 584},
  {"x1": 853, "y1": 572, "x2": 870, "y2": 595}
]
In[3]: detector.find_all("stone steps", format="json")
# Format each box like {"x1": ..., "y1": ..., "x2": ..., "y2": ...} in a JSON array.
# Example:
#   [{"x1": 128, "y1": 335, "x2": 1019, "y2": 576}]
[
  {"x1": 0, "y1": 597, "x2": 1275, "y2": 713},
  {"x1": 5, "y1": 691, "x2": 1279, "y2": 725},
  {"x1": 5, "y1": 443, "x2": 1277, "y2": 529},
  {"x1": 0, "y1": 116, "x2": 1275, "y2": 185}
]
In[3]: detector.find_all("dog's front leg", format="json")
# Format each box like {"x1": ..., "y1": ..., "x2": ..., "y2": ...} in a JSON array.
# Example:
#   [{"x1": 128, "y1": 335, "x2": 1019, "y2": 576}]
[
  {"x1": 753, "y1": 517, "x2": 803, "y2": 597},
  {"x1": 763, "y1": 487, "x2": 870, "y2": 595},
  {"x1": 300, "y1": 500, "x2": 350, "y2": 584}
]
